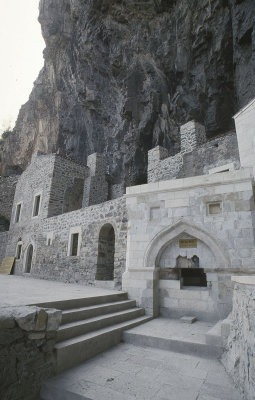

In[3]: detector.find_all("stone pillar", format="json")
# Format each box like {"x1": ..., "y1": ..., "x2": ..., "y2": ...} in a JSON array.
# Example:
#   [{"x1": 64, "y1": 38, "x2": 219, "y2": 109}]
[
  {"x1": 148, "y1": 146, "x2": 169, "y2": 183},
  {"x1": 82, "y1": 153, "x2": 109, "y2": 207},
  {"x1": 180, "y1": 121, "x2": 206, "y2": 154},
  {"x1": 122, "y1": 268, "x2": 160, "y2": 317},
  {"x1": 234, "y1": 98, "x2": 255, "y2": 174}
]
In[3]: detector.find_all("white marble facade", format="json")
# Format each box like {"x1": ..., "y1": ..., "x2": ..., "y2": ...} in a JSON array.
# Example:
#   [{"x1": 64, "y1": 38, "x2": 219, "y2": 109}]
[{"x1": 123, "y1": 99, "x2": 255, "y2": 321}]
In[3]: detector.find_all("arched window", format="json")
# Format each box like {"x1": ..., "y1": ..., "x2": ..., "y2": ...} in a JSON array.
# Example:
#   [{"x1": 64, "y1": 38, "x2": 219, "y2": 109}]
[{"x1": 96, "y1": 224, "x2": 115, "y2": 281}]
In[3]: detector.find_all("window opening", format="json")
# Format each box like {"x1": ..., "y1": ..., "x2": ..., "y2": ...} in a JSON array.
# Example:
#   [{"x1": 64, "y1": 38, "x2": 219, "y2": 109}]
[
  {"x1": 15, "y1": 204, "x2": 21, "y2": 223},
  {"x1": 71, "y1": 233, "x2": 79, "y2": 256},
  {"x1": 33, "y1": 195, "x2": 41, "y2": 217},
  {"x1": 16, "y1": 244, "x2": 22, "y2": 260}
]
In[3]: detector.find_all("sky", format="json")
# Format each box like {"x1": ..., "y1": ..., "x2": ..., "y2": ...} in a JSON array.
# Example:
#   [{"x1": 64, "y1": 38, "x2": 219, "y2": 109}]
[{"x1": 0, "y1": 0, "x2": 44, "y2": 134}]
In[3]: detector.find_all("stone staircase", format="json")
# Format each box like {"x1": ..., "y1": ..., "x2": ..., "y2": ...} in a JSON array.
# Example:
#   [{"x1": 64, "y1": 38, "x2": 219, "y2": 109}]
[
  {"x1": 123, "y1": 317, "x2": 224, "y2": 359},
  {"x1": 38, "y1": 292, "x2": 150, "y2": 376}
]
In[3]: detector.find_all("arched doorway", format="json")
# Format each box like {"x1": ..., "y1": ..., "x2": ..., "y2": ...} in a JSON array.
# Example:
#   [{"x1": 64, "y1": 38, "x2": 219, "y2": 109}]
[
  {"x1": 96, "y1": 224, "x2": 115, "y2": 281},
  {"x1": 25, "y1": 244, "x2": 33, "y2": 273}
]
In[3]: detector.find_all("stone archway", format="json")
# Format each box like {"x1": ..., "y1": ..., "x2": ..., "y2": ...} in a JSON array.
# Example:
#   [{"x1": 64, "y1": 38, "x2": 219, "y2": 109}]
[
  {"x1": 144, "y1": 219, "x2": 230, "y2": 270},
  {"x1": 96, "y1": 224, "x2": 115, "y2": 281},
  {"x1": 143, "y1": 219, "x2": 230, "y2": 319},
  {"x1": 25, "y1": 244, "x2": 34, "y2": 273}
]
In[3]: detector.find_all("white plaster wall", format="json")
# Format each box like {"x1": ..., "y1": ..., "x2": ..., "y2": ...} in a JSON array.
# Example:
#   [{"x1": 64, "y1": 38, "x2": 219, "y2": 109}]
[{"x1": 234, "y1": 98, "x2": 255, "y2": 171}]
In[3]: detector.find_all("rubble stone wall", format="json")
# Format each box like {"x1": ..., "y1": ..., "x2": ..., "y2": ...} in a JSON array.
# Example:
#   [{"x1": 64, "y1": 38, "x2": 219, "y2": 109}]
[
  {"x1": 0, "y1": 232, "x2": 8, "y2": 264},
  {"x1": 0, "y1": 175, "x2": 19, "y2": 228},
  {"x1": 48, "y1": 154, "x2": 88, "y2": 217},
  {"x1": 0, "y1": 305, "x2": 61, "y2": 400},
  {"x1": 148, "y1": 131, "x2": 239, "y2": 183},
  {"x1": 179, "y1": 132, "x2": 240, "y2": 178},
  {"x1": 10, "y1": 153, "x2": 55, "y2": 225},
  {"x1": 222, "y1": 278, "x2": 255, "y2": 400},
  {"x1": 9, "y1": 198, "x2": 127, "y2": 287}
]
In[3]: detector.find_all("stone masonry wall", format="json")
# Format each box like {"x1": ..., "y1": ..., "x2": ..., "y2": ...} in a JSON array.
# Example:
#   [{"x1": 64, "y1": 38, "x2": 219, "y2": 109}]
[
  {"x1": 8, "y1": 198, "x2": 127, "y2": 287},
  {"x1": 0, "y1": 305, "x2": 61, "y2": 400},
  {"x1": 180, "y1": 121, "x2": 206, "y2": 153},
  {"x1": 83, "y1": 153, "x2": 109, "y2": 207},
  {"x1": 0, "y1": 175, "x2": 19, "y2": 229},
  {"x1": 38, "y1": 198, "x2": 127, "y2": 286},
  {"x1": 10, "y1": 153, "x2": 55, "y2": 225},
  {"x1": 48, "y1": 154, "x2": 89, "y2": 217},
  {"x1": 0, "y1": 232, "x2": 8, "y2": 265},
  {"x1": 148, "y1": 148, "x2": 183, "y2": 183},
  {"x1": 222, "y1": 279, "x2": 255, "y2": 400},
  {"x1": 148, "y1": 130, "x2": 239, "y2": 183},
  {"x1": 178, "y1": 132, "x2": 240, "y2": 178}
]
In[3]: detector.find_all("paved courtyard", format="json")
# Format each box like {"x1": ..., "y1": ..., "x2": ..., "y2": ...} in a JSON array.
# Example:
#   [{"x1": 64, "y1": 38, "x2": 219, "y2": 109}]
[
  {"x1": 42, "y1": 343, "x2": 242, "y2": 400},
  {"x1": 0, "y1": 275, "x2": 120, "y2": 306}
]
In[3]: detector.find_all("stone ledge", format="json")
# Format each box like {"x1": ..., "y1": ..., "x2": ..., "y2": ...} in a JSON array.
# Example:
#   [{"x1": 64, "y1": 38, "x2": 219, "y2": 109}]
[
  {"x1": 231, "y1": 275, "x2": 255, "y2": 286},
  {"x1": 126, "y1": 167, "x2": 253, "y2": 197}
]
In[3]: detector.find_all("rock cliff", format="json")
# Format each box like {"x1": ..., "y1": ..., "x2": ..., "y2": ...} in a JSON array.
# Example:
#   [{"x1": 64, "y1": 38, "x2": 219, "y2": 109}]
[{"x1": 0, "y1": 0, "x2": 254, "y2": 187}]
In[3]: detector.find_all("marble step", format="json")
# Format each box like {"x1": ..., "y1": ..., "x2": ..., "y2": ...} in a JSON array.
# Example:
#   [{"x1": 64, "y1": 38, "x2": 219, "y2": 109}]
[
  {"x1": 123, "y1": 321, "x2": 223, "y2": 359},
  {"x1": 54, "y1": 315, "x2": 152, "y2": 373},
  {"x1": 61, "y1": 299, "x2": 137, "y2": 324},
  {"x1": 205, "y1": 320, "x2": 223, "y2": 347},
  {"x1": 57, "y1": 307, "x2": 145, "y2": 342},
  {"x1": 32, "y1": 292, "x2": 128, "y2": 311}
]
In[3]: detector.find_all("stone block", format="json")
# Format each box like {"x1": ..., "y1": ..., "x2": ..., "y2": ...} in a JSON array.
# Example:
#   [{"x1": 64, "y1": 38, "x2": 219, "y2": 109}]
[
  {"x1": 159, "y1": 279, "x2": 181, "y2": 289},
  {"x1": 28, "y1": 332, "x2": 46, "y2": 340},
  {"x1": 46, "y1": 309, "x2": 62, "y2": 331},
  {"x1": 206, "y1": 273, "x2": 218, "y2": 282},
  {"x1": 0, "y1": 308, "x2": 16, "y2": 329},
  {"x1": 35, "y1": 309, "x2": 48, "y2": 331},
  {"x1": 180, "y1": 316, "x2": 197, "y2": 324},
  {"x1": 13, "y1": 307, "x2": 37, "y2": 332}
]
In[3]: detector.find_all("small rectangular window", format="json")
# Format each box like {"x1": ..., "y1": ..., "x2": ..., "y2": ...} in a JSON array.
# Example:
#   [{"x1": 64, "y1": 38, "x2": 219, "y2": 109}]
[
  {"x1": 33, "y1": 195, "x2": 41, "y2": 217},
  {"x1": 208, "y1": 202, "x2": 222, "y2": 215},
  {"x1": 16, "y1": 244, "x2": 22, "y2": 260},
  {"x1": 71, "y1": 233, "x2": 79, "y2": 256},
  {"x1": 15, "y1": 204, "x2": 21, "y2": 223}
]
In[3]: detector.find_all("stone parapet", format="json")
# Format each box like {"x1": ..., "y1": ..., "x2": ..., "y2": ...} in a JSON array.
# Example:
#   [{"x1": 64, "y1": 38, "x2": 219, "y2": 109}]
[
  {"x1": 147, "y1": 123, "x2": 239, "y2": 183},
  {"x1": 180, "y1": 120, "x2": 206, "y2": 153},
  {"x1": 82, "y1": 153, "x2": 109, "y2": 207}
]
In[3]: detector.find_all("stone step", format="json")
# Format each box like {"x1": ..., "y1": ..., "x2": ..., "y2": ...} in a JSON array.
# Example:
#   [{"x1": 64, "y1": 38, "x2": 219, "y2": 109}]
[
  {"x1": 61, "y1": 299, "x2": 137, "y2": 325},
  {"x1": 57, "y1": 307, "x2": 145, "y2": 342},
  {"x1": 205, "y1": 320, "x2": 223, "y2": 347},
  {"x1": 123, "y1": 321, "x2": 223, "y2": 359},
  {"x1": 41, "y1": 385, "x2": 85, "y2": 400},
  {"x1": 32, "y1": 292, "x2": 128, "y2": 311},
  {"x1": 55, "y1": 315, "x2": 151, "y2": 373}
]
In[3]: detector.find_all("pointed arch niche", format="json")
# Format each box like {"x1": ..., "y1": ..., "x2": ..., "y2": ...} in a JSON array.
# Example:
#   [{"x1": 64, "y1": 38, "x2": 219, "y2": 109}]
[{"x1": 144, "y1": 219, "x2": 230, "y2": 270}]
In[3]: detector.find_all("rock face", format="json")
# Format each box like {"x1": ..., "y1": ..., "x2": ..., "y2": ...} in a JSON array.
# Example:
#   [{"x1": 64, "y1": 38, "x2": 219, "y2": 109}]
[{"x1": 0, "y1": 0, "x2": 254, "y2": 186}]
